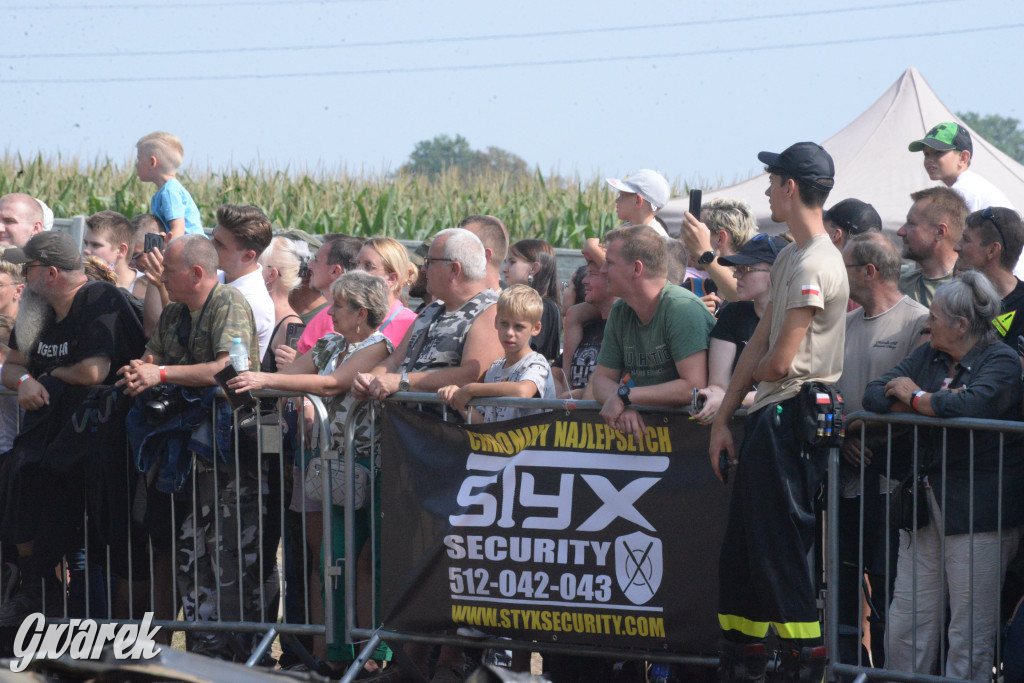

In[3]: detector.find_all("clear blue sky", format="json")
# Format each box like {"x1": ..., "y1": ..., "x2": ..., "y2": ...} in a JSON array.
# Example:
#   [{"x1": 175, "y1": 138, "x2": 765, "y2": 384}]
[{"x1": 3, "y1": 0, "x2": 1021, "y2": 189}]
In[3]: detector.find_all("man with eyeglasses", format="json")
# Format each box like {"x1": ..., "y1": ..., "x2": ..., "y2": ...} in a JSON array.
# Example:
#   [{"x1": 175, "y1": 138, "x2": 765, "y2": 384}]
[
  {"x1": 709, "y1": 142, "x2": 848, "y2": 682},
  {"x1": 896, "y1": 186, "x2": 968, "y2": 307},
  {"x1": 354, "y1": 227, "x2": 503, "y2": 405},
  {"x1": 835, "y1": 232, "x2": 929, "y2": 666},
  {"x1": 351, "y1": 227, "x2": 503, "y2": 682},
  {"x1": 954, "y1": 206, "x2": 1024, "y2": 352},
  {"x1": 0, "y1": 231, "x2": 145, "y2": 624}
]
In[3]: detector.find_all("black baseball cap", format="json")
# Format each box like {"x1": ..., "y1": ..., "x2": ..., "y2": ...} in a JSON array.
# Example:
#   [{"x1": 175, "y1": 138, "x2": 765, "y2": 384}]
[
  {"x1": 908, "y1": 122, "x2": 973, "y2": 155},
  {"x1": 3, "y1": 231, "x2": 83, "y2": 271},
  {"x1": 718, "y1": 233, "x2": 789, "y2": 266},
  {"x1": 758, "y1": 142, "x2": 835, "y2": 192},
  {"x1": 823, "y1": 198, "x2": 882, "y2": 236}
]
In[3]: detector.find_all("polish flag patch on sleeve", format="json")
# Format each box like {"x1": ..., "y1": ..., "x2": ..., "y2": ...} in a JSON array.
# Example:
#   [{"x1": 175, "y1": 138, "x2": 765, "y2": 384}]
[{"x1": 800, "y1": 284, "x2": 820, "y2": 296}]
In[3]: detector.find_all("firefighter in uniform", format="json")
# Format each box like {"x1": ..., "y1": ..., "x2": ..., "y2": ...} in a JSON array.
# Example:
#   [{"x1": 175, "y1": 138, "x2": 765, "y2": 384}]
[{"x1": 708, "y1": 142, "x2": 848, "y2": 682}]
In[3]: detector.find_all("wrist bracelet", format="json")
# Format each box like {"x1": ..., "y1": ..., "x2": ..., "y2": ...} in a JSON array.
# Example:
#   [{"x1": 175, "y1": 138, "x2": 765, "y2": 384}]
[
  {"x1": 159, "y1": 366, "x2": 167, "y2": 383},
  {"x1": 17, "y1": 373, "x2": 31, "y2": 387},
  {"x1": 911, "y1": 390, "x2": 925, "y2": 411}
]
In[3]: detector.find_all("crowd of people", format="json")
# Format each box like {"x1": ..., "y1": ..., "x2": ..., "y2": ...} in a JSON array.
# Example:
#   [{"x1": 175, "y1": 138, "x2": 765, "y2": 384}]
[{"x1": 0, "y1": 122, "x2": 1020, "y2": 683}]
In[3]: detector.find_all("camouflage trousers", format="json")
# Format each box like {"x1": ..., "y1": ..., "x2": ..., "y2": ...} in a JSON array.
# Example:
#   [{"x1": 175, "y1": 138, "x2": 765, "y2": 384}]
[{"x1": 177, "y1": 457, "x2": 280, "y2": 661}]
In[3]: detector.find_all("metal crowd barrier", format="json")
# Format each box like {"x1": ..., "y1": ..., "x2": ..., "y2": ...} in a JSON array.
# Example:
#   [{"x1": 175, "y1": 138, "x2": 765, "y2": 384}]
[
  {"x1": 0, "y1": 387, "x2": 347, "y2": 670},
  {"x1": 829, "y1": 410, "x2": 1024, "y2": 683}
]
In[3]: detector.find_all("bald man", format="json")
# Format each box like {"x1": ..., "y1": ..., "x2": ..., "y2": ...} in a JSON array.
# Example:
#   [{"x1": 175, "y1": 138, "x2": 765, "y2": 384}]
[{"x1": 0, "y1": 194, "x2": 45, "y2": 247}]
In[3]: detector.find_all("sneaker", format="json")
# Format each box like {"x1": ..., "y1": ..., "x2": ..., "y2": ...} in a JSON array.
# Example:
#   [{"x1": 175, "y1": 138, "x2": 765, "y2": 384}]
[{"x1": 0, "y1": 575, "x2": 63, "y2": 627}]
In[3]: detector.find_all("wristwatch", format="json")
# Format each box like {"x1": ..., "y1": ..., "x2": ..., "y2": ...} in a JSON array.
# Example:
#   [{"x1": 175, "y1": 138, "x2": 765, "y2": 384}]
[
  {"x1": 697, "y1": 249, "x2": 717, "y2": 266},
  {"x1": 617, "y1": 384, "x2": 632, "y2": 406},
  {"x1": 399, "y1": 371, "x2": 410, "y2": 393}
]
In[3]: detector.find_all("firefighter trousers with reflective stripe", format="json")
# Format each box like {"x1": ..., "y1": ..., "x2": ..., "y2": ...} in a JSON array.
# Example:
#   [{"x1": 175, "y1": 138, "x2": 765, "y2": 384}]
[{"x1": 718, "y1": 397, "x2": 826, "y2": 645}]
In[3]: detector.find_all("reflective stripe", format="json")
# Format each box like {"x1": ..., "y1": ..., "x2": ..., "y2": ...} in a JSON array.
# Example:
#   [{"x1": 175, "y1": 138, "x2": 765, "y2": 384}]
[
  {"x1": 718, "y1": 613, "x2": 769, "y2": 638},
  {"x1": 773, "y1": 620, "x2": 821, "y2": 640},
  {"x1": 718, "y1": 614, "x2": 822, "y2": 640}
]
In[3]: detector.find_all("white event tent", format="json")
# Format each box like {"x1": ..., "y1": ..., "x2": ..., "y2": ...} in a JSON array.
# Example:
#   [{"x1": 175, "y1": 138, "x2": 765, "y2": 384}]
[{"x1": 660, "y1": 67, "x2": 1024, "y2": 234}]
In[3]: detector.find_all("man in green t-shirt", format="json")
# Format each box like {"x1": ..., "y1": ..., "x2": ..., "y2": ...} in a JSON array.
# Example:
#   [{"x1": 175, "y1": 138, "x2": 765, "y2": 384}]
[{"x1": 592, "y1": 224, "x2": 716, "y2": 443}]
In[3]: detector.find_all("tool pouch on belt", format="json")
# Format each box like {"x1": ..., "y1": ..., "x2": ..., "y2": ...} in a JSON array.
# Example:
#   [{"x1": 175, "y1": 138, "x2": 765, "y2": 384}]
[{"x1": 796, "y1": 382, "x2": 845, "y2": 449}]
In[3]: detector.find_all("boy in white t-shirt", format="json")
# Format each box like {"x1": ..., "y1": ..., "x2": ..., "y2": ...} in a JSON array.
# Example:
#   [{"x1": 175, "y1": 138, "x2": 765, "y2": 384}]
[{"x1": 438, "y1": 284, "x2": 555, "y2": 422}]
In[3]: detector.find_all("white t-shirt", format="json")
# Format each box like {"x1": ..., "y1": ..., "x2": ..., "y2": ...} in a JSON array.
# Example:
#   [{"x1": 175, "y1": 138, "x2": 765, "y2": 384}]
[
  {"x1": 951, "y1": 169, "x2": 1015, "y2": 213},
  {"x1": 219, "y1": 265, "x2": 275, "y2": 360},
  {"x1": 476, "y1": 351, "x2": 556, "y2": 423}
]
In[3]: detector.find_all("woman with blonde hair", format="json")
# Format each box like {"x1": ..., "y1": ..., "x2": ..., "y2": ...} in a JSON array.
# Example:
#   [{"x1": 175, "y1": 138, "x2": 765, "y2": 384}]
[
  {"x1": 259, "y1": 236, "x2": 309, "y2": 372},
  {"x1": 354, "y1": 237, "x2": 419, "y2": 346}
]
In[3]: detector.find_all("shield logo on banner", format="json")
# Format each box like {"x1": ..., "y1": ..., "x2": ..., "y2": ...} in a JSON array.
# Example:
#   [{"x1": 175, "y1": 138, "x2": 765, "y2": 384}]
[{"x1": 615, "y1": 531, "x2": 663, "y2": 605}]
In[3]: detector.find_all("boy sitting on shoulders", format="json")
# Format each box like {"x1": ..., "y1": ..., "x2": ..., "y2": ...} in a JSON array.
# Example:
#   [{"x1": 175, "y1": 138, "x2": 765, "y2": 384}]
[
  {"x1": 439, "y1": 284, "x2": 555, "y2": 422},
  {"x1": 135, "y1": 131, "x2": 204, "y2": 240}
]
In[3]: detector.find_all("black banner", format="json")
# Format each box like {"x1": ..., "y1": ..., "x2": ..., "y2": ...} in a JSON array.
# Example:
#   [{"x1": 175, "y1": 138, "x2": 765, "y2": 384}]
[{"x1": 380, "y1": 404, "x2": 741, "y2": 653}]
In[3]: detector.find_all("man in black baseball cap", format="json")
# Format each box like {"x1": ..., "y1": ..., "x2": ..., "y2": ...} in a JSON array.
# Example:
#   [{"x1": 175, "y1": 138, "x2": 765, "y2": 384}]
[
  {"x1": 757, "y1": 141, "x2": 835, "y2": 223},
  {"x1": 823, "y1": 198, "x2": 883, "y2": 251},
  {"x1": 710, "y1": 141, "x2": 847, "y2": 683}
]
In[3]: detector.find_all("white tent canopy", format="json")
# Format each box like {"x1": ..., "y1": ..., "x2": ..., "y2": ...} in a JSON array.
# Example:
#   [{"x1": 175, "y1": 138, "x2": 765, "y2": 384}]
[{"x1": 660, "y1": 67, "x2": 1024, "y2": 234}]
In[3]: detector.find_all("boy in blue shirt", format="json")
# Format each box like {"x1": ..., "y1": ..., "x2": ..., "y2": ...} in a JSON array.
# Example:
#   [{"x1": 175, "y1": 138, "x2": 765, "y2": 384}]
[{"x1": 136, "y1": 131, "x2": 203, "y2": 239}]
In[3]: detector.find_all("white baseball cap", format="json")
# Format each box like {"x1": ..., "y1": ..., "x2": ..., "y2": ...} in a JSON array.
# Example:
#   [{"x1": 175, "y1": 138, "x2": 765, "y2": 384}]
[{"x1": 606, "y1": 169, "x2": 671, "y2": 210}]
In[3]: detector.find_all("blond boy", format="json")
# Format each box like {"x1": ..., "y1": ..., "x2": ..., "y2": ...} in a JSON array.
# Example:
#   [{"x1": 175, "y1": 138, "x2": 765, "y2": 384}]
[
  {"x1": 438, "y1": 284, "x2": 556, "y2": 423},
  {"x1": 83, "y1": 210, "x2": 138, "y2": 291},
  {"x1": 135, "y1": 131, "x2": 203, "y2": 239}
]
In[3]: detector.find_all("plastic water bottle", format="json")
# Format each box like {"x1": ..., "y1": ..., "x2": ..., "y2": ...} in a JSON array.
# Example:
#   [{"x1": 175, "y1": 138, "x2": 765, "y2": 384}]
[{"x1": 229, "y1": 337, "x2": 249, "y2": 372}]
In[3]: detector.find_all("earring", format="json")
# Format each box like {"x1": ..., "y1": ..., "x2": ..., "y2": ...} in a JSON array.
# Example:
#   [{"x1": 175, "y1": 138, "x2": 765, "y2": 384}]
[
  {"x1": 356, "y1": 324, "x2": 361, "y2": 335},
  {"x1": 528, "y1": 274, "x2": 534, "y2": 284}
]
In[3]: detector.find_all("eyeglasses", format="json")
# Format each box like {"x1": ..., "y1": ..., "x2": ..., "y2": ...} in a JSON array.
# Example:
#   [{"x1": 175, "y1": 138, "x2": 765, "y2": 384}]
[
  {"x1": 981, "y1": 206, "x2": 1008, "y2": 251},
  {"x1": 845, "y1": 263, "x2": 868, "y2": 269},
  {"x1": 734, "y1": 265, "x2": 771, "y2": 275},
  {"x1": 749, "y1": 233, "x2": 779, "y2": 257},
  {"x1": 423, "y1": 256, "x2": 454, "y2": 267},
  {"x1": 20, "y1": 263, "x2": 47, "y2": 277}
]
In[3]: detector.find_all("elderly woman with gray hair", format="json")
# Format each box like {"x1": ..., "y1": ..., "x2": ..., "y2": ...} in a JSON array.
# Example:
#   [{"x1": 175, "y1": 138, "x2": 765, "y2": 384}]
[
  {"x1": 863, "y1": 271, "x2": 1024, "y2": 682},
  {"x1": 228, "y1": 269, "x2": 393, "y2": 672}
]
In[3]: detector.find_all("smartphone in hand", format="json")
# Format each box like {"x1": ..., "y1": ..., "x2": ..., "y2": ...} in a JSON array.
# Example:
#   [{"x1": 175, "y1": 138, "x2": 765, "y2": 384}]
[{"x1": 688, "y1": 189, "x2": 703, "y2": 221}]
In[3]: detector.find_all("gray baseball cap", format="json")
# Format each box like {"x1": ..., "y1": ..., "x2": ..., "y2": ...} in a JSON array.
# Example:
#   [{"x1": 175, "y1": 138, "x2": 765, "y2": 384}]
[{"x1": 2, "y1": 231, "x2": 83, "y2": 270}]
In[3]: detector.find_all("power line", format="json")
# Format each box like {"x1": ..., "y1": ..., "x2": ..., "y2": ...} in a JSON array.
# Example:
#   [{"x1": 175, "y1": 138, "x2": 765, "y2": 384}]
[
  {"x1": 0, "y1": 22, "x2": 1018, "y2": 85},
  {"x1": 3, "y1": 0, "x2": 959, "y2": 60},
  {"x1": 4, "y1": 0, "x2": 369, "y2": 9}
]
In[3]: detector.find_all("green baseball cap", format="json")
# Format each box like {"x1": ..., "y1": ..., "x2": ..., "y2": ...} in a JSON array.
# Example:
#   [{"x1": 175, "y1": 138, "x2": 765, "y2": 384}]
[{"x1": 908, "y1": 122, "x2": 973, "y2": 155}]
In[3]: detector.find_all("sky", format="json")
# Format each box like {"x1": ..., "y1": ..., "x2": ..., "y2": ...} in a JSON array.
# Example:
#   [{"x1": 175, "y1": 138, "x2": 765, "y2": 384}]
[{"x1": 2, "y1": 0, "x2": 1022, "y2": 190}]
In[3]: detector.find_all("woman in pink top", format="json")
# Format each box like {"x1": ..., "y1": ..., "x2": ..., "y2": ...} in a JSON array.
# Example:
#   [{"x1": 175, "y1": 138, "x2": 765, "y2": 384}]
[{"x1": 355, "y1": 237, "x2": 418, "y2": 345}]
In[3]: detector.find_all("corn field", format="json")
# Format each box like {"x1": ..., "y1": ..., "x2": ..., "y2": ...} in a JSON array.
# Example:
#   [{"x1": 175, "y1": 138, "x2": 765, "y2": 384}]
[{"x1": 0, "y1": 154, "x2": 696, "y2": 247}]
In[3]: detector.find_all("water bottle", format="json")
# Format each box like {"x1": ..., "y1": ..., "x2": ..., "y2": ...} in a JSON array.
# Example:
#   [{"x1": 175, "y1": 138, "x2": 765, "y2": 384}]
[{"x1": 229, "y1": 337, "x2": 250, "y2": 372}]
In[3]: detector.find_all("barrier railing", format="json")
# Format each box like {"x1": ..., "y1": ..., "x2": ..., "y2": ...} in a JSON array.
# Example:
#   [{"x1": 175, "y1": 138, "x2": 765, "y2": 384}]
[
  {"x1": 829, "y1": 410, "x2": 1024, "y2": 683},
  {"x1": 5, "y1": 385, "x2": 1019, "y2": 681},
  {"x1": 0, "y1": 386, "x2": 345, "y2": 669}
]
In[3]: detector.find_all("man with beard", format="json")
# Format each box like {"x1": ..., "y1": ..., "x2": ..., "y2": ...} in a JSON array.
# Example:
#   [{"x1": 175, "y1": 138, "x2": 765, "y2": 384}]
[
  {"x1": 896, "y1": 187, "x2": 968, "y2": 307},
  {"x1": 0, "y1": 232, "x2": 145, "y2": 623}
]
